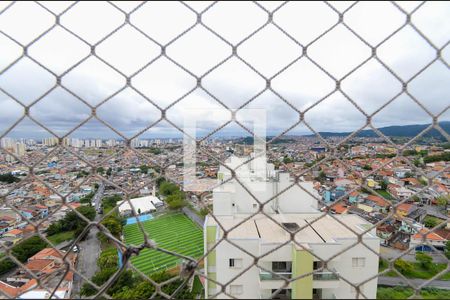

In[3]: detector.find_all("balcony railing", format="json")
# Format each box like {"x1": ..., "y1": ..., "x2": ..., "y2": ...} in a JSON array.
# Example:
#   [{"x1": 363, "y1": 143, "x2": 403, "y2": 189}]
[
  {"x1": 259, "y1": 271, "x2": 292, "y2": 281},
  {"x1": 313, "y1": 271, "x2": 340, "y2": 281}
]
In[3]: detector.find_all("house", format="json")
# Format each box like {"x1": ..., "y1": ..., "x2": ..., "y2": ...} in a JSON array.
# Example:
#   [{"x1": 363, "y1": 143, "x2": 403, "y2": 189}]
[
  {"x1": 3, "y1": 228, "x2": 23, "y2": 239},
  {"x1": 19, "y1": 209, "x2": 37, "y2": 220},
  {"x1": 29, "y1": 248, "x2": 64, "y2": 263},
  {"x1": 401, "y1": 178, "x2": 420, "y2": 187},
  {"x1": 18, "y1": 289, "x2": 69, "y2": 299},
  {"x1": 25, "y1": 259, "x2": 55, "y2": 274},
  {"x1": 330, "y1": 203, "x2": 348, "y2": 214},
  {"x1": 366, "y1": 178, "x2": 380, "y2": 189},
  {"x1": 34, "y1": 205, "x2": 49, "y2": 218},
  {"x1": 348, "y1": 191, "x2": 360, "y2": 204},
  {"x1": 0, "y1": 279, "x2": 37, "y2": 298},
  {"x1": 376, "y1": 224, "x2": 395, "y2": 245},
  {"x1": 388, "y1": 184, "x2": 414, "y2": 200},
  {"x1": 358, "y1": 195, "x2": 390, "y2": 214},
  {"x1": 395, "y1": 203, "x2": 417, "y2": 218},
  {"x1": 410, "y1": 229, "x2": 447, "y2": 252}
]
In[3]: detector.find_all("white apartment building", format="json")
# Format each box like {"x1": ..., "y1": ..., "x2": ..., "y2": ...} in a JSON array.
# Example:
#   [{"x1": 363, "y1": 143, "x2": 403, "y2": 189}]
[
  {"x1": 42, "y1": 137, "x2": 58, "y2": 147},
  {"x1": 204, "y1": 156, "x2": 380, "y2": 299},
  {"x1": 213, "y1": 156, "x2": 318, "y2": 215}
]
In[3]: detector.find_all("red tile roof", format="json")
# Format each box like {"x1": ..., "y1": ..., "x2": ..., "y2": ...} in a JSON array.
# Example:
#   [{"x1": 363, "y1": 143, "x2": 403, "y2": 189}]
[
  {"x1": 366, "y1": 195, "x2": 390, "y2": 207},
  {"x1": 413, "y1": 229, "x2": 445, "y2": 241},
  {"x1": 29, "y1": 248, "x2": 63, "y2": 261},
  {"x1": 25, "y1": 259, "x2": 53, "y2": 272},
  {"x1": 0, "y1": 279, "x2": 37, "y2": 298}
]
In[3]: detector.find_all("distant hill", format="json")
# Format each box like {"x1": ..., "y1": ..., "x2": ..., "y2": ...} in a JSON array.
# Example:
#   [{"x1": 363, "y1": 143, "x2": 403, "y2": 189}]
[{"x1": 310, "y1": 122, "x2": 450, "y2": 139}]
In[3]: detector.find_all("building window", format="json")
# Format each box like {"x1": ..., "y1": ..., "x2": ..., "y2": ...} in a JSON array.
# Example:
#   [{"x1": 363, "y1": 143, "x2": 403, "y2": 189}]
[
  {"x1": 352, "y1": 257, "x2": 365, "y2": 268},
  {"x1": 272, "y1": 261, "x2": 292, "y2": 272},
  {"x1": 230, "y1": 285, "x2": 243, "y2": 295},
  {"x1": 229, "y1": 258, "x2": 242, "y2": 268},
  {"x1": 313, "y1": 261, "x2": 323, "y2": 270},
  {"x1": 272, "y1": 289, "x2": 291, "y2": 299}
]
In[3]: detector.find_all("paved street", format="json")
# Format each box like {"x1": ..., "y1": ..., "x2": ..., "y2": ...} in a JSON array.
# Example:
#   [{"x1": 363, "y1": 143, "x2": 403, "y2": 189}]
[
  {"x1": 378, "y1": 276, "x2": 450, "y2": 290},
  {"x1": 380, "y1": 246, "x2": 448, "y2": 263},
  {"x1": 72, "y1": 183, "x2": 105, "y2": 297},
  {"x1": 72, "y1": 223, "x2": 101, "y2": 297},
  {"x1": 93, "y1": 181, "x2": 105, "y2": 212}
]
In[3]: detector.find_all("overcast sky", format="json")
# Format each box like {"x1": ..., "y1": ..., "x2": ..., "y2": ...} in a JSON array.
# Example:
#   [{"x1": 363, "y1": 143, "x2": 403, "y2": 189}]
[{"x1": 0, "y1": 1, "x2": 449, "y2": 139}]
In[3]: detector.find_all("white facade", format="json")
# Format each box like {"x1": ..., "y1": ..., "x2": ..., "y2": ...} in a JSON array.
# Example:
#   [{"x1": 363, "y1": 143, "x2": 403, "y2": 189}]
[
  {"x1": 205, "y1": 214, "x2": 380, "y2": 299},
  {"x1": 205, "y1": 156, "x2": 380, "y2": 299},
  {"x1": 117, "y1": 195, "x2": 162, "y2": 216},
  {"x1": 213, "y1": 156, "x2": 318, "y2": 216}
]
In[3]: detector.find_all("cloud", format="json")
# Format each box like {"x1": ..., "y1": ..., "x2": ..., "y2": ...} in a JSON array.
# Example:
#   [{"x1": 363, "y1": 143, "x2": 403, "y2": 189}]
[{"x1": 0, "y1": 1, "x2": 448, "y2": 139}]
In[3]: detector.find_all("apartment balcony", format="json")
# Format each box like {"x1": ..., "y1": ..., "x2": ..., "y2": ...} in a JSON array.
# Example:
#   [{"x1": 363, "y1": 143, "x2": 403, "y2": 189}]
[
  {"x1": 259, "y1": 272, "x2": 292, "y2": 290},
  {"x1": 260, "y1": 272, "x2": 292, "y2": 281},
  {"x1": 312, "y1": 270, "x2": 340, "y2": 289}
]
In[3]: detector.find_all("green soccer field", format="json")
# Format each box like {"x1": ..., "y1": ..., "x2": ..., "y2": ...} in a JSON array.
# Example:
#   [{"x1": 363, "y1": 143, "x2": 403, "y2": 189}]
[{"x1": 123, "y1": 213, "x2": 204, "y2": 275}]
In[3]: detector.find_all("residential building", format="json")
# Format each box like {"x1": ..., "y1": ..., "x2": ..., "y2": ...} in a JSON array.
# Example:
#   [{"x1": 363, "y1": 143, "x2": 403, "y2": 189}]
[
  {"x1": 204, "y1": 156, "x2": 380, "y2": 299},
  {"x1": 213, "y1": 156, "x2": 319, "y2": 215},
  {"x1": 204, "y1": 214, "x2": 380, "y2": 299}
]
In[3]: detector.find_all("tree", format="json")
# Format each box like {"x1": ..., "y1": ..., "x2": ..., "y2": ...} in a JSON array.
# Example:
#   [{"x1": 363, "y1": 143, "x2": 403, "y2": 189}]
[
  {"x1": 11, "y1": 236, "x2": 48, "y2": 262},
  {"x1": 97, "y1": 167, "x2": 105, "y2": 175},
  {"x1": 445, "y1": 241, "x2": 450, "y2": 259},
  {"x1": 80, "y1": 191, "x2": 95, "y2": 204},
  {"x1": 166, "y1": 193, "x2": 186, "y2": 210},
  {"x1": 415, "y1": 252, "x2": 433, "y2": 270},
  {"x1": 97, "y1": 250, "x2": 119, "y2": 269},
  {"x1": 77, "y1": 206, "x2": 96, "y2": 221},
  {"x1": 148, "y1": 147, "x2": 162, "y2": 155},
  {"x1": 47, "y1": 206, "x2": 96, "y2": 238},
  {"x1": 0, "y1": 258, "x2": 16, "y2": 275},
  {"x1": 318, "y1": 171, "x2": 326, "y2": 180},
  {"x1": 102, "y1": 216, "x2": 122, "y2": 237},
  {"x1": 112, "y1": 281, "x2": 154, "y2": 299},
  {"x1": 108, "y1": 270, "x2": 134, "y2": 296},
  {"x1": 199, "y1": 207, "x2": 209, "y2": 217},
  {"x1": 423, "y1": 216, "x2": 440, "y2": 228},
  {"x1": 0, "y1": 173, "x2": 20, "y2": 184},
  {"x1": 106, "y1": 167, "x2": 112, "y2": 176},
  {"x1": 112, "y1": 271, "x2": 196, "y2": 299},
  {"x1": 46, "y1": 221, "x2": 63, "y2": 236},
  {"x1": 137, "y1": 208, "x2": 141, "y2": 215},
  {"x1": 139, "y1": 165, "x2": 149, "y2": 174},
  {"x1": 394, "y1": 259, "x2": 413, "y2": 275},
  {"x1": 404, "y1": 172, "x2": 414, "y2": 178},
  {"x1": 402, "y1": 149, "x2": 417, "y2": 156},
  {"x1": 436, "y1": 196, "x2": 449, "y2": 209},
  {"x1": 362, "y1": 164, "x2": 372, "y2": 171},
  {"x1": 423, "y1": 152, "x2": 450, "y2": 164},
  {"x1": 283, "y1": 156, "x2": 293, "y2": 164},
  {"x1": 159, "y1": 181, "x2": 179, "y2": 196},
  {"x1": 102, "y1": 195, "x2": 122, "y2": 212}
]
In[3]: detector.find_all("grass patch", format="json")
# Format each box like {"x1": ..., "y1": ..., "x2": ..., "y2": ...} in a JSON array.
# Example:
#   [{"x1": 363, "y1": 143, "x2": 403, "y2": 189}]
[
  {"x1": 123, "y1": 213, "x2": 203, "y2": 275},
  {"x1": 377, "y1": 287, "x2": 450, "y2": 299},
  {"x1": 192, "y1": 275, "x2": 204, "y2": 297},
  {"x1": 47, "y1": 231, "x2": 75, "y2": 245},
  {"x1": 379, "y1": 258, "x2": 450, "y2": 280},
  {"x1": 376, "y1": 190, "x2": 393, "y2": 200}
]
